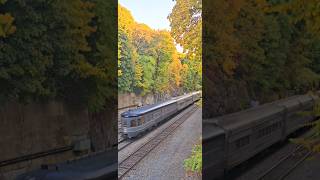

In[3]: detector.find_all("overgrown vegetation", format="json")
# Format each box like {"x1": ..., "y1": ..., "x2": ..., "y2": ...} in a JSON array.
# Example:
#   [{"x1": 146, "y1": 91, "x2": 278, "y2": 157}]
[
  {"x1": 292, "y1": 93, "x2": 320, "y2": 152},
  {"x1": 203, "y1": 0, "x2": 320, "y2": 117},
  {"x1": 0, "y1": 0, "x2": 117, "y2": 112},
  {"x1": 184, "y1": 144, "x2": 202, "y2": 176}
]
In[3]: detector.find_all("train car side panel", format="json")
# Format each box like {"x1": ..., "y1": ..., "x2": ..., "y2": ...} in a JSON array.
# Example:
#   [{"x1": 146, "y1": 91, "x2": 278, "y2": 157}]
[{"x1": 203, "y1": 121, "x2": 225, "y2": 180}]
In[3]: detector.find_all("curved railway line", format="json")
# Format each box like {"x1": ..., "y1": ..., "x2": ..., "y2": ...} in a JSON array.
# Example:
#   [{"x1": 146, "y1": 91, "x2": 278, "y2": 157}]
[{"x1": 118, "y1": 104, "x2": 198, "y2": 179}]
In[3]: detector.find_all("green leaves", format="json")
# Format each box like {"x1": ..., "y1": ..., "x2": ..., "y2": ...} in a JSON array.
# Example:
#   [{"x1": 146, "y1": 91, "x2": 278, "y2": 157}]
[
  {"x1": 118, "y1": 4, "x2": 200, "y2": 96},
  {"x1": 0, "y1": 0, "x2": 117, "y2": 112},
  {"x1": 202, "y1": 0, "x2": 320, "y2": 118},
  {"x1": 169, "y1": 0, "x2": 202, "y2": 61},
  {"x1": 184, "y1": 144, "x2": 202, "y2": 174}
]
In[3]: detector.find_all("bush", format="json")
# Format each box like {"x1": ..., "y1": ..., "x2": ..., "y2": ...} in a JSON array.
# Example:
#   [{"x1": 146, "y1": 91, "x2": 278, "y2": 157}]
[{"x1": 184, "y1": 144, "x2": 202, "y2": 175}]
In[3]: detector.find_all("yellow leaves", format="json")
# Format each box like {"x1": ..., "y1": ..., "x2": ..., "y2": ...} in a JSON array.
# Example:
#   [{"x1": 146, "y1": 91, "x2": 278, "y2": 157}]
[
  {"x1": 118, "y1": 4, "x2": 135, "y2": 37},
  {"x1": 118, "y1": 3, "x2": 201, "y2": 93},
  {"x1": 132, "y1": 23, "x2": 154, "y2": 51},
  {"x1": 134, "y1": 62, "x2": 143, "y2": 88},
  {"x1": 74, "y1": 59, "x2": 105, "y2": 79},
  {"x1": 169, "y1": 0, "x2": 202, "y2": 61},
  {"x1": 133, "y1": 23, "x2": 153, "y2": 42},
  {"x1": 274, "y1": 0, "x2": 320, "y2": 37},
  {"x1": 0, "y1": 13, "x2": 16, "y2": 37},
  {"x1": 169, "y1": 53, "x2": 183, "y2": 87}
]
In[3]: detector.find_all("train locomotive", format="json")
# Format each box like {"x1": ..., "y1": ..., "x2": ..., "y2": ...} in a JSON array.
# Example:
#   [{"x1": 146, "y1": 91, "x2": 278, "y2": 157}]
[
  {"x1": 203, "y1": 93, "x2": 318, "y2": 180},
  {"x1": 121, "y1": 91, "x2": 201, "y2": 138}
]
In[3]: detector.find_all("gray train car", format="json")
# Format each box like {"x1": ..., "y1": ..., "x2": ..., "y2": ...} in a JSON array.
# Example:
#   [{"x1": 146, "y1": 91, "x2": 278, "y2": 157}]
[
  {"x1": 121, "y1": 92, "x2": 201, "y2": 138},
  {"x1": 275, "y1": 95, "x2": 316, "y2": 136},
  {"x1": 203, "y1": 120, "x2": 225, "y2": 180},
  {"x1": 203, "y1": 93, "x2": 318, "y2": 180},
  {"x1": 215, "y1": 103, "x2": 285, "y2": 169}
]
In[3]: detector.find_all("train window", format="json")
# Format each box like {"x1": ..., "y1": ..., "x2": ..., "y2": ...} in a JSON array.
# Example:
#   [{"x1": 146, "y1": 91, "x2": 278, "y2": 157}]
[
  {"x1": 236, "y1": 135, "x2": 250, "y2": 148},
  {"x1": 131, "y1": 120, "x2": 137, "y2": 127},
  {"x1": 122, "y1": 120, "x2": 127, "y2": 127},
  {"x1": 257, "y1": 122, "x2": 279, "y2": 138},
  {"x1": 155, "y1": 111, "x2": 161, "y2": 117}
]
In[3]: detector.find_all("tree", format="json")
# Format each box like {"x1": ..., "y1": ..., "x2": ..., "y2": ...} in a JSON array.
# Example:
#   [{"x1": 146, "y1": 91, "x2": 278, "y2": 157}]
[
  {"x1": 118, "y1": 4, "x2": 201, "y2": 97},
  {"x1": 132, "y1": 23, "x2": 154, "y2": 55},
  {"x1": 118, "y1": 30, "x2": 135, "y2": 92},
  {"x1": 0, "y1": 0, "x2": 119, "y2": 112},
  {"x1": 169, "y1": 0, "x2": 202, "y2": 61},
  {"x1": 233, "y1": 0, "x2": 267, "y2": 99},
  {"x1": 169, "y1": 0, "x2": 202, "y2": 93},
  {"x1": 0, "y1": 0, "x2": 15, "y2": 37},
  {"x1": 279, "y1": 0, "x2": 320, "y2": 37},
  {"x1": 152, "y1": 30, "x2": 176, "y2": 94},
  {"x1": 84, "y1": 0, "x2": 118, "y2": 111},
  {"x1": 138, "y1": 55, "x2": 156, "y2": 95}
]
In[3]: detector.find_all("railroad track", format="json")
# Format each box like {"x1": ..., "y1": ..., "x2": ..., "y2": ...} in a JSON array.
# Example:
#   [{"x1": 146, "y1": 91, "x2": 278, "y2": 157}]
[
  {"x1": 118, "y1": 138, "x2": 134, "y2": 151},
  {"x1": 258, "y1": 137, "x2": 314, "y2": 180},
  {"x1": 118, "y1": 104, "x2": 198, "y2": 179}
]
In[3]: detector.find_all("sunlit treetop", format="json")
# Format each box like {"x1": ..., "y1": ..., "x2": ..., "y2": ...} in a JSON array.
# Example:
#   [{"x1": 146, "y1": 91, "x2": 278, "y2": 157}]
[
  {"x1": 118, "y1": 4, "x2": 135, "y2": 36},
  {"x1": 168, "y1": 0, "x2": 202, "y2": 61}
]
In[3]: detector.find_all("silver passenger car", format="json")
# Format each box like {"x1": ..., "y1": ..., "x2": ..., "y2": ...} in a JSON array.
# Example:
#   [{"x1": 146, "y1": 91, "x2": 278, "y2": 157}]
[
  {"x1": 121, "y1": 92, "x2": 201, "y2": 138},
  {"x1": 203, "y1": 93, "x2": 318, "y2": 179}
]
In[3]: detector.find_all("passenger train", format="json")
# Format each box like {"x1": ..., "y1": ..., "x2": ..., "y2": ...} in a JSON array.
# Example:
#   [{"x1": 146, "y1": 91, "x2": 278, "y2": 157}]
[
  {"x1": 121, "y1": 91, "x2": 201, "y2": 138},
  {"x1": 203, "y1": 93, "x2": 318, "y2": 180}
]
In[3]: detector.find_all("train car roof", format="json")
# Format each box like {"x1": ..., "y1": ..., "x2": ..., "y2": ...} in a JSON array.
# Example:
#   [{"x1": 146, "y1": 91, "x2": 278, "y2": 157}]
[
  {"x1": 214, "y1": 94, "x2": 313, "y2": 132},
  {"x1": 121, "y1": 93, "x2": 198, "y2": 117},
  {"x1": 203, "y1": 119, "x2": 225, "y2": 142},
  {"x1": 297, "y1": 94, "x2": 314, "y2": 105},
  {"x1": 121, "y1": 99, "x2": 177, "y2": 117},
  {"x1": 215, "y1": 103, "x2": 284, "y2": 132},
  {"x1": 275, "y1": 95, "x2": 302, "y2": 110}
]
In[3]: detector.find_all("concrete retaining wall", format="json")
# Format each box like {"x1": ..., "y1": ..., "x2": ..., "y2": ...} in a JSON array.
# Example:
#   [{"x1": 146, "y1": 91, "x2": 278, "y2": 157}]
[{"x1": 0, "y1": 100, "x2": 117, "y2": 179}]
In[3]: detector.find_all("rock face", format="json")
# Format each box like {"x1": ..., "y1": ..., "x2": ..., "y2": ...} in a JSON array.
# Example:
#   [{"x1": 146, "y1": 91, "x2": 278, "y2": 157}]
[
  {"x1": 203, "y1": 66, "x2": 250, "y2": 118},
  {"x1": 118, "y1": 92, "x2": 173, "y2": 110},
  {"x1": 0, "y1": 100, "x2": 117, "y2": 179}
]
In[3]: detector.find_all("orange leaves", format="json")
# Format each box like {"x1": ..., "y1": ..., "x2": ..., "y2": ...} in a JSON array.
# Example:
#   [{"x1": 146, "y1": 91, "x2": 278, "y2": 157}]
[
  {"x1": 169, "y1": 52, "x2": 183, "y2": 87},
  {"x1": 0, "y1": 13, "x2": 16, "y2": 37},
  {"x1": 118, "y1": 3, "x2": 201, "y2": 94}
]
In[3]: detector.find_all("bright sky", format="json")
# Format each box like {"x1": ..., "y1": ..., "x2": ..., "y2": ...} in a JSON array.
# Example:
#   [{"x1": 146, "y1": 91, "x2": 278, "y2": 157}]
[
  {"x1": 119, "y1": 0, "x2": 184, "y2": 52},
  {"x1": 119, "y1": 0, "x2": 175, "y2": 30}
]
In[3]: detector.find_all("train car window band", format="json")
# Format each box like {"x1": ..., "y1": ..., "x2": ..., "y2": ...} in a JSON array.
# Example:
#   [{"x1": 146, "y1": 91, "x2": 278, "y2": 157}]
[
  {"x1": 235, "y1": 135, "x2": 250, "y2": 148},
  {"x1": 123, "y1": 121, "x2": 127, "y2": 127},
  {"x1": 257, "y1": 122, "x2": 279, "y2": 138}
]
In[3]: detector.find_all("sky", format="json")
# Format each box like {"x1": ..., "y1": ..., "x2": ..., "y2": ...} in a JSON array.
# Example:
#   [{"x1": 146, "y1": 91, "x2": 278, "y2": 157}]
[
  {"x1": 119, "y1": 0, "x2": 176, "y2": 30},
  {"x1": 119, "y1": 0, "x2": 183, "y2": 52}
]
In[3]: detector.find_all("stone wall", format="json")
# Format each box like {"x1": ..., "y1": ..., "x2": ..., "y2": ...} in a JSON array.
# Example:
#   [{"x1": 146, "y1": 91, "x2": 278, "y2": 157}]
[
  {"x1": 118, "y1": 92, "x2": 172, "y2": 110},
  {"x1": 0, "y1": 100, "x2": 116, "y2": 179}
]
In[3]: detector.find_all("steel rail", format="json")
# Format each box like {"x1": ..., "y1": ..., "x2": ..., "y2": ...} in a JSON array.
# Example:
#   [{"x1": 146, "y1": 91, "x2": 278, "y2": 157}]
[
  {"x1": 0, "y1": 146, "x2": 73, "y2": 167},
  {"x1": 258, "y1": 134, "x2": 316, "y2": 180},
  {"x1": 118, "y1": 104, "x2": 198, "y2": 179}
]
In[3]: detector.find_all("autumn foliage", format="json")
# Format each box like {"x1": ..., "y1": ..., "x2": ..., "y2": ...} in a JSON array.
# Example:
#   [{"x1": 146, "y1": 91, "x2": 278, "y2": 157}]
[
  {"x1": 203, "y1": 0, "x2": 320, "y2": 117},
  {"x1": 118, "y1": 4, "x2": 201, "y2": 96},
  {"x1": 0, "y1": 0, "x2": 117, "y2": 112}
]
